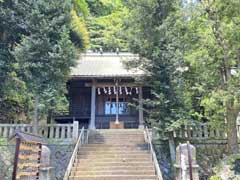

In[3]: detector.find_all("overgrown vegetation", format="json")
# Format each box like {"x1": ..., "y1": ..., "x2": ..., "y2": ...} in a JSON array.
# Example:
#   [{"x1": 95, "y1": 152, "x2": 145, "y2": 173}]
[
  {"x1": 0, "y1": 0, "x2": 239, "y2": 158},
  {"x1": 124, "y1": 0, "x2": 240, "y2": 154}
]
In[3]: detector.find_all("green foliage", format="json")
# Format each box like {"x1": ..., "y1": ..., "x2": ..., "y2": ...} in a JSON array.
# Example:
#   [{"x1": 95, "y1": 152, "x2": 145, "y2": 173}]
[
  {"x1": 88, "y1": 8, "x2": 129, "y2": 51},
  {"x1": 0, "y1": 0, "x2": 78, "y2": 122},
  {"x1": 87, "y1": 0, "x2": 129, "y2": 51},
  {"x1": 209, "y1": 176, "x2": 222, "y2": 180},
  {"x1": 124, "y1": 0, "x2": 240, "y2": 153},
  {"x1": 73, "y1": 0, "x2": 90, "y2": 18},
  {"x1": 86, "y1": 0, "x2": 123, "y2": 16},
  {"x1": 124, "y1": 0, "x2": 189, "y2": 139},
  {"x1": 12, "y1": 0, "x2": 77, "y2": 122},
  {"x1": 70, "y1": 10, "x2": 90, "y2": 50}
]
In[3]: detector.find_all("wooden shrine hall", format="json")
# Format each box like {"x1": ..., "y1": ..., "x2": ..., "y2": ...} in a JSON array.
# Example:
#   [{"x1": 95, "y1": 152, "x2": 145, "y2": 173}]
[{"x1": 55, "y1": 52, "x2": 149, "y2": 129}]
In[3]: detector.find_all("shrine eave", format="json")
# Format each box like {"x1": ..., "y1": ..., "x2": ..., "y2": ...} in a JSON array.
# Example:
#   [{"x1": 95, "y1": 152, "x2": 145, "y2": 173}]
[
  {"x1": 70, "y1": 52, "x2": 145, "y2": 79},
  {"x1": 70, "y1": 74, "x2": 144, "y2": 79}
]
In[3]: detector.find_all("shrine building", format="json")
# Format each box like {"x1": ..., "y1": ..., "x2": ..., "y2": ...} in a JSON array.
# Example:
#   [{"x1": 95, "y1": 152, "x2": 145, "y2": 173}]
[{"x1": 55, "y1": 52, "x2": 149, "y2": 129}]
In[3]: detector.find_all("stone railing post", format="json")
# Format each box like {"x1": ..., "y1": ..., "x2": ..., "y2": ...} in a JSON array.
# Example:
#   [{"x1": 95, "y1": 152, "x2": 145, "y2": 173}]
[
  {"x1": 168, "y1": 132, "x2": 176, "y2": 164},
  {"x1": 40, "y1": 146, "x2": 53, "y2": 180},
  {"x1": 73, "y1": 121, "x2": 79, "y2": 142},
  {"x1": 174, "y1": 143, "x2": 199, "y2": 180}
]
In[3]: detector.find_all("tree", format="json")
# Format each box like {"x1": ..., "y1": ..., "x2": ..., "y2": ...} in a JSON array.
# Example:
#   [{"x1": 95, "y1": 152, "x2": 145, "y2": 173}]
[
  {"x1": 0, "y1": 0, "x2": 31, "y2": 122},
  {"x1": 70, "y1": 9, "x2": 90, "y2": 50},
  {"x1": 183, "y1": 0, "x2": 240, "y2": 154},
  {"x1": 124, "y1": 0, "x2": 188, "y2": 139},
  {"x1": 125, "y1": 0, "x2": 240, "y2": 154},
  {"x1": 70, "y1": 0, "x2": 90, "y2": 50},
  {"x1": 13, "y1": 0, "x2": 77, "y2": 132},
  {"x1": 87, "y1": 0, "x2": 129, "y2": 51}
]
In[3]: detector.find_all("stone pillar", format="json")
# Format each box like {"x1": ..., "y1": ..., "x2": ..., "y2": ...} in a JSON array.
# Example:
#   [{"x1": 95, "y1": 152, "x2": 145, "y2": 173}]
[
  {"x1": 138, "y1": 86, "x2": 144, "y2": 129},
  {"x1": 89, "y1": 81, "x2": 96, "y2": 129},
  {"x1": 169, "y1": 133, "x2": 176, "y2": 164},
  {"x1": 72, "y1": 121, "x2": 79, "y2": 141},
  {"x1": 40, "y1": 146, "x2": 53, "y2": 180},
  {"x1": 174, "y1": 143, "x2": 199, "y2": 180}
]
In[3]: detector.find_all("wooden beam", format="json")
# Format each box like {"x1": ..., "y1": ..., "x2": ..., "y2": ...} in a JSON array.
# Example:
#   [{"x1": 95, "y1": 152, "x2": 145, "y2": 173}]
[{"x1": 85, "y1": 82, "x2": 141, "y2": 88}]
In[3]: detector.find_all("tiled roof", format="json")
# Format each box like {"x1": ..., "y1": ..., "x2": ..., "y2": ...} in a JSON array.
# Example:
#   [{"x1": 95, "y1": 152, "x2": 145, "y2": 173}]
[{"x1": 70, "y1": 52, "x2": 144, "y2": 78}]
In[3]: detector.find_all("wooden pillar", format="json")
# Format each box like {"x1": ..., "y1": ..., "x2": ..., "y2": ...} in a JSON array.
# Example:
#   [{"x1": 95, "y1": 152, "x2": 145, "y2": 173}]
[
  {"x1": 12, "y1": 137, "x2": 21, "y2": 180},
  {"x1": 138, "y1": 86, "x2": 144, "y2": 129},
  {"x1": 89, "y1": 80, "x2": 96, "y2": 129}
]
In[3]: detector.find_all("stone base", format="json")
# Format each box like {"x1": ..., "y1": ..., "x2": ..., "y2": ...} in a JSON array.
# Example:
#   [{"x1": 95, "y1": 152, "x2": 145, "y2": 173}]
[
  {"x1": 110, "y1": 121, "x2": 124, "y2": 129},
  {"x1": 138, "y1": 125, "x2": 144, "y2": 129},
  {"x1": 39, "y1": 167, "x2": 54, "y2": 180}
]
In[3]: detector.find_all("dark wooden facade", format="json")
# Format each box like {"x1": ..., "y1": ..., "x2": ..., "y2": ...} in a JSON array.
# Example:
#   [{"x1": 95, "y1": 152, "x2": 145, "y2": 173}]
[
  {"x1": 54, "y1": 52, "x2": 148, "y2": 129},
  {"x1": 55, "y1": 78, "x2": 149, "y2": 129}
]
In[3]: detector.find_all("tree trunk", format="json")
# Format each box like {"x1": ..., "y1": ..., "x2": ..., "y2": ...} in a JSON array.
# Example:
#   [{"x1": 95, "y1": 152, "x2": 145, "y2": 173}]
[
  {"x1": 47, "y1": 109, "x2": 53, "y2": 124},
  {"x1": 33, "y1": 95, "x2": 39, "y2": 134},
  {"x1": 226, "y1": 102, "x2": 239, "y2": 154}
]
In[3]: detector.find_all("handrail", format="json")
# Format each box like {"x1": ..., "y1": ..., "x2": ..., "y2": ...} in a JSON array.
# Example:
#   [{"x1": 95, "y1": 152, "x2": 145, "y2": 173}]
[
  {"x1": 64, "y1": 127, "x2": 86, "y2": 180},
  {"x1": 145, "y1": 126, "x2": 163, "y2": 180}
]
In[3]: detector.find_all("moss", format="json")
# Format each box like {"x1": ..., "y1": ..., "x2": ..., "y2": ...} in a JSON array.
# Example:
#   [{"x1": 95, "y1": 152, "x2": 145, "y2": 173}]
[
  {"x1": 0, "y1": 142, "x2": 14, "y2": 180},
  {"x1": 209, "y1": 176, "x2": 222, "y2": 180},
  {"x1": 0, "y1": 138, "x2": 7, "y2": 145},
  {"x1": 226, "y1": 154, "x2": 240, "y2": 165}
]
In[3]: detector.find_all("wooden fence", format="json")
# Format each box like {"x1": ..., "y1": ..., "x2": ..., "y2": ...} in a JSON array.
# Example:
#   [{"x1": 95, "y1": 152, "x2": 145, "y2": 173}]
[{"x1": 0, "y1": 121, "x2": 79, "y2": 141}]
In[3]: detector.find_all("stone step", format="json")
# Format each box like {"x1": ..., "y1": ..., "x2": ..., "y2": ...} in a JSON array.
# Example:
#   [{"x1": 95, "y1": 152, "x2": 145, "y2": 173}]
[
  {"x1": 78, "y1": 151, "x2": 149, "y2": 155},
  {"x1": 68, "y1": 175, "x2": 157, "y2": 180},
  {"x1": 78, "y1": 152, "x2": 150, "y2": 158},
  {"x1": 89, "y1": 136, "x2": 144, "y2": 139},
  {"x1": 73, "y1": 161, "x2": 153, "y2": 167},
  {"x1": 86, "y1": 141, "x2": 142, "y2": 145},
  {"x1": 80, "y1": 145, "x2": 148, "y2": 151},
  {"x1": 90, "y1": 129, "x2": 144, "y2": 133},
  {"x1": 88, "y1": 135, "x2": 144, "y2": 139},
  {"x1": 88, "y1": 140, "x2": 144, "y2": 143},
  {"x1": 77, "y1": 153, "x2": 151, "y2": 159},
  {"x1": 75, "y1": 157, "x2": 152, "y2": 163},
  {"x1": 71, "y1": 170, "x2": 155, "y2": 176},
  {"x1": 89, "y1": 134, "x2": 145, "y2": 137},
  {"x1": 82, "y1": 144, "x2": 147, "y2": 147},
  {"x1": 71, "y1": 165, "x2": 155, "y2": 171},
  {"x1": 68, "y1": 129, "x2": 157, "y2": 180},
  {"x1": 88, "y1": 140, "x2": 144, "y2": 142}
]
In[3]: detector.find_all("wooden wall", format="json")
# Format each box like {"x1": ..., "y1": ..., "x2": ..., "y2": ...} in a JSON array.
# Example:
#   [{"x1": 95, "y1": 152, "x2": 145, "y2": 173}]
[
  {"x1": 68, "y1": 80, "x2": 91, "y2": 117},
  {"x1": 66, "y1": 79, "x2": 150, "y2": 128}
]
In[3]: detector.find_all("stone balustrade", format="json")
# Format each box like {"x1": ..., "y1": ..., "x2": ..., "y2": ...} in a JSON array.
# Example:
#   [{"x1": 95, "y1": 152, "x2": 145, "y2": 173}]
[
  {"x1": 0, "y1": 121, "x2": 79, "y2": 141},
  {"x1": 173, "y1": 123, "x2": 228, "y2": 140}
]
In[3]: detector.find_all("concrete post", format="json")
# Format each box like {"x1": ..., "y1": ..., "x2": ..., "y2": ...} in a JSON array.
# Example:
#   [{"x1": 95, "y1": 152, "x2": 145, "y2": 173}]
[
  {"x1": 73, "y1": 121, "x2": 79, "y2": 141},
  {"x1": 89, "y1": 81, "x2": 96, "y2": 129},
  {"x1": 174, "y1": 143, "x2": 199, "y2": 180},
  {"x1": 40, "y1": 146, "x2": 53, "y2": 180},
  {"x1": 138, "y1": 86, "x2": 144, "y2": 129}
]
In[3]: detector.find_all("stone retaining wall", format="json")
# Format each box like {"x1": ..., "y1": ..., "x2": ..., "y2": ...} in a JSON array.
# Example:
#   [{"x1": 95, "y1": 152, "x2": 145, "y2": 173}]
[
  {"x1": 195, "y1": 144, "x2": 228, "y2": 180},
  {"x1": 48, "y1": 144, "x2": 74, "y2": 180}
]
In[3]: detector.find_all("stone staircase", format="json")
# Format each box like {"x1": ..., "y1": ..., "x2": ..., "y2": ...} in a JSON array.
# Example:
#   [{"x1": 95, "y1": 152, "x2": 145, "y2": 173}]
[{"x1": 68, "y1": 129, "x2": 158, "y2": 180}]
